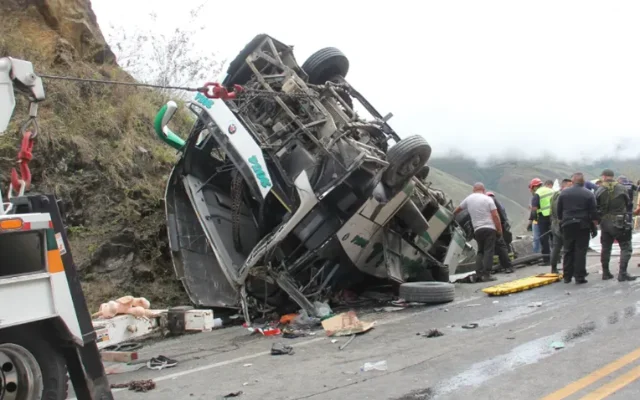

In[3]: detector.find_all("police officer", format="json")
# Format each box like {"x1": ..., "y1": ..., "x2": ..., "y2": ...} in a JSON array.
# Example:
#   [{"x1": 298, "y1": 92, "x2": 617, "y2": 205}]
[
  {"x1": 557, "y1": 173, "x2": 598, "y2": 284},
  {"x1": 595, "y1": 169, "x2": 636, "y2": 282},
  {"x1": 527, "y1": 178, "x2": 553, "y2": 264},
  {"x1": 550, "y1": 178, "x2": 572, "y2": 274}
]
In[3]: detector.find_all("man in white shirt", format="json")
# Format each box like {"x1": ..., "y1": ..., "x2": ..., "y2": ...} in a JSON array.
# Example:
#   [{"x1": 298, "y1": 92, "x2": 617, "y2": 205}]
[{"x1": 454, "y1": 183, "x2": 503, "y2": 282}]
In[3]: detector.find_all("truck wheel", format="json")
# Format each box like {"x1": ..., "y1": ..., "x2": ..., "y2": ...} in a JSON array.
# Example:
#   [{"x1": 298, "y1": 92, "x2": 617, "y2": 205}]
[
  {"x1": 0, "y1": 327, "x2": 68, "y2": 400},
  {"x1": 399, "y1": 282, "x2": 455, "y2": 304},
  {"x1": 302, "y1": 47, "x2": 350, "y2": 84},
  {"x1": 383, "y1": 135, "x2": 432, "y2": 188}
]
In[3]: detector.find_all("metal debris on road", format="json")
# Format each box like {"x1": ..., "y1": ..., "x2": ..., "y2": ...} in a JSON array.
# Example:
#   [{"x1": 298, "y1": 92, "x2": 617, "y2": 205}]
[
  {"x1": 462, "y1": 323, "x2": 479, "y2": 329},
  {"x1": 223, "y1": 391, "x2": 244, "y2": 398},
  {"x1": 550, "y1": 341, "x2": 565, "y2": 350},
  {"x1": 373, "y1": 306, "x2": 406, "y2": 313},
  {"x1": 529, "y1": 302, "x2": 543, "y2": 307},
  {"x1": 110, "y1": 379, "x2": 156, "y2": 392},
  {"x1": 339, "y1": 334, "x2": 356, "y2": 350}
]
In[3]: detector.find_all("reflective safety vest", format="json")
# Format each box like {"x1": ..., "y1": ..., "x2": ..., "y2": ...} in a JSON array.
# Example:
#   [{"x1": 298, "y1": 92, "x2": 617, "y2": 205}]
[{"x1": 536, "y1": 186, "x2": 554, "y2": 217}]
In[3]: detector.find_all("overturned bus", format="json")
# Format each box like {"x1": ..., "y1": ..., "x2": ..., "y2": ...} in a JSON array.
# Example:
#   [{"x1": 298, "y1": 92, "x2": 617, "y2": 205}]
[{"x1": 153, "y1": 34, "x2": 475, "y2": 321}]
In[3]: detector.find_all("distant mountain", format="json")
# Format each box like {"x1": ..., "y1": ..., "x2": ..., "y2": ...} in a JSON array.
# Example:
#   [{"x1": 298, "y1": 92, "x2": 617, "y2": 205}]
[{"x1": 430, "y1": 155, "x2": 640, "y2": 230}]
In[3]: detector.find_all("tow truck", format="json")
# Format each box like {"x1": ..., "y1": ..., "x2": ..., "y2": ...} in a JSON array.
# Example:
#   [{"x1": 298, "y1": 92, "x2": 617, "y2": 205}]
[{"x1": 0, "y1": 57, "x2": 113, "y2": 399}]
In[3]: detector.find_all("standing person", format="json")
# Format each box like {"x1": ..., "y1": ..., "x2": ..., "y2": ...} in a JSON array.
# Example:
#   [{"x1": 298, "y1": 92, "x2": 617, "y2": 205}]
[
  {"x1": 596, "y1": 169, "x2": 636, "y2": 281},
  {"x1": 527, "y1": 178, "x2": 554, "y2": 264},
  {"x1": 550, "y1": 178, "x2": 573, "y2": 274},
  {"x1": 617, "y1": 175, "x2": 638, "y2": 214},
  {"x1": 557, "y1": 172, "x2": 598, "y2": 284},
  {"x1": 487, "y1": 192, "x2": 514, "y2": 274},
  {"x1": 454, "y1": 183, "x2": 503, "y2": 282}
]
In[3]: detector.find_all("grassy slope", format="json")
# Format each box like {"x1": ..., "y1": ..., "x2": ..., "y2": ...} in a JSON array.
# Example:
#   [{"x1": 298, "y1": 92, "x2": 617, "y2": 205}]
[{"x1": 0, "y1": 9, "x2": 193, "y2": 311}]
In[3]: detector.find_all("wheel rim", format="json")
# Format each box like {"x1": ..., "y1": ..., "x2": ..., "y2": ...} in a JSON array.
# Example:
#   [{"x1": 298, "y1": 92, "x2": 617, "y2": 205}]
[
  {"x1": 399, "y1": 154, "x2": 423, "y2": 176},
  {"x1": 0, "y1": 344, "x2": 43, "y2": 400}
]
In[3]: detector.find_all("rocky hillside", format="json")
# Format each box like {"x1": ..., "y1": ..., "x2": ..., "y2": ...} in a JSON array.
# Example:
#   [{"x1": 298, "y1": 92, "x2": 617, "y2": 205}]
[{"x1": 0, "y1": 0, "x2": 191, "y2": 310}]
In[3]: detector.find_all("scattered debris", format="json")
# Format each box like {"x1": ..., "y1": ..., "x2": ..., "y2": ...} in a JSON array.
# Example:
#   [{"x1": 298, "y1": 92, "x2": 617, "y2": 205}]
[
  {"x1": 361, "y1": 360, "x2": 388, "y2": 372},
  {"x1": 279, "y1": 313, "x2": 298, "y2": 324},
  {"x1": 450, "y1": 271, "x2": 478, "y2": 283},
  {"x1": 313, "y1": 301, "x2": 333, "y2": 318},
  {"x1": 422, "y1": 329, "x2": 444, "y2": 338},
  {"x1": 322, "y1": 311, "x2": 375, "y2": 337},
  {"x1": 492, "y1": 300, "x2": 500, "y2": 304},
  {"x1": 462, "y1": 323, "x2": 479, "y2": 329},
  {"x1": 465, "y1": 304, "x2": 481, "y2": 308},
  {"x1": 292, "y1": 310, "x2": 321, "y2": 328},
  {"x1": 93, "y1": 296, "x2": 153, "y2": 319},
  {"x1": 282, "y1": 327, "x2": 313, "y2": 339},
  {"x1": 103, "y1": 343, "x2": 143, "y2": 352},
  {"x1": 331, "y1": 339, "x2": 339, "y2": 344},
  {"x1": 244, "y1": 325, "x2": 282, "y2": 336},
  {"x1": 271, "y1": 343, "x2": 295, "y2": 356},
  {"x1": 390, "y1": 299, "x2": 425, "y2": 307},
  {"x1": 339, "y1": 334, "x2": 356, "y2": 350},
  {"x1": 506, "y1": 337, "x2": 515, "y2": 340},
  {"x1": 243, "y1": 363, "x2": 253, "y2": 367},
  {"x1": 101, "y1": 350, "x2": 139, "y2": 363},
  {"x1": 528, "y1": 302, "x2": 543, "y2": 308},
  {"x1": 111, "y1": 379, "x2": 156, "y2": 392},
  {"x1": 147, "y1": 355, "x2": 178, "y2": 370},
  {"x1": 373, "y1": 306, "x2": 406, "y2": 313},
  {"x1": 550, "y1": 341, "x2": 565, "y2": 350},
  {"x1": 223, "y1": 391, "x2": 243, "y2": 398}
]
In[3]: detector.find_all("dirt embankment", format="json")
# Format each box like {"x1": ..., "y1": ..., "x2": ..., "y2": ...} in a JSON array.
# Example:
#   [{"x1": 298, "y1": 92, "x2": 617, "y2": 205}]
[{"x1": 1, "y1": 0, "x2": 191, "y2": 310}]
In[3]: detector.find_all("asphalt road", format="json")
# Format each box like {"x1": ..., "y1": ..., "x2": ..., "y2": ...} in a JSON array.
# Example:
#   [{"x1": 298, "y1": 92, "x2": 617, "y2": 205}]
[{"x1": 94, "y1": 254, "x2": 640, "y2": 400}]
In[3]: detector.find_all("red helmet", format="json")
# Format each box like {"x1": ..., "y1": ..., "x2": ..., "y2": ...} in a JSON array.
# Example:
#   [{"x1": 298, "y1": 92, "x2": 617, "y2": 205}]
[
  {"x1": 486, "y1": 191, "x2": 495, "y2": 197},
  {"x1": 529, "y1": 178, "x2": 543, "y2": 189}
]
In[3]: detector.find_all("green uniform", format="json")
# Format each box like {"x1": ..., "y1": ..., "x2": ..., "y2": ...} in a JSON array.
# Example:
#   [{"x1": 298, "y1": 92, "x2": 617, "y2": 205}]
[
  {"x1": 550, "y1": 191, "x2": 564, "y2": 270},
  {"x1": 595, "y1": 180, "x2": 632, "y2": 275}
]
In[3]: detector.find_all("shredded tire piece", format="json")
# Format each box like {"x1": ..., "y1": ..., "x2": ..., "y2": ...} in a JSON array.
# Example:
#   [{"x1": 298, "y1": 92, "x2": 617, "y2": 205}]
[{"x1": 110, "y1": 379, "x2": 156, "y2": 392}]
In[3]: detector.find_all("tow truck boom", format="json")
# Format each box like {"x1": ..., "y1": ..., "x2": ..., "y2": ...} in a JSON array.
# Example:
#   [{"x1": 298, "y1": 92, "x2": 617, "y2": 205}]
[
  {"x1": 0, "y1": 57, "x2": 45, "y2": 134},
  {"x1": 0, "y1": 57, "x2": 113, "y2": 399}
]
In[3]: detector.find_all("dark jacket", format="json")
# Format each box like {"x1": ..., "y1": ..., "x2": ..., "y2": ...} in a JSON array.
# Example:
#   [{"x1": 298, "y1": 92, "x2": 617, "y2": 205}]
[
  {"x1": 557, "y1": 184, "x2": 598, "y2": 229},
  {"x1": 595, "y1": 180, "x2": 630, "y2": 218}
]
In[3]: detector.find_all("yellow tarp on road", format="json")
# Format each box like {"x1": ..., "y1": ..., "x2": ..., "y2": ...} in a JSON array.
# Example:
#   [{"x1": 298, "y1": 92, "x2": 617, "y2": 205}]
[{"x1": 482, "y1": 273, "x2": 562, "y2": 296}]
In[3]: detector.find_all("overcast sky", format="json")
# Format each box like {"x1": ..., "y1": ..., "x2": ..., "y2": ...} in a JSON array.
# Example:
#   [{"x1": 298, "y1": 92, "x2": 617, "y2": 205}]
[{"x1": 93, "y1": 0, "x2": 640, "y2": 162}]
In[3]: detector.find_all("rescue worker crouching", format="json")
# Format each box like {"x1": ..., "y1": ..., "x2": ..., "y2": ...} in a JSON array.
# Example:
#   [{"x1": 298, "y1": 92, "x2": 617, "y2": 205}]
[
  {"x1": 595, "y1": 169, "x2": 636, "y2": 282},
  {"x1": 550, "y1": 178, "x2": 573, "y2": 274},
  {"x1": 487, "y1": 192, "x2": 514, "y2": 274},
  {"x1": 527, "y1": 178, "x2": 553, "y2": 265}
]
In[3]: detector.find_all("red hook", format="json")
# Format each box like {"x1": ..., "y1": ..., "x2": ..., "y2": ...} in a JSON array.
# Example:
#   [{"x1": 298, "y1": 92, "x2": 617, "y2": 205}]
[
  {"x1": 200, "y1": 82, "x2": 244, "y2": 100},
  {"x1": 10, "y1": 131, "x2": 35, "y2": 192}
]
